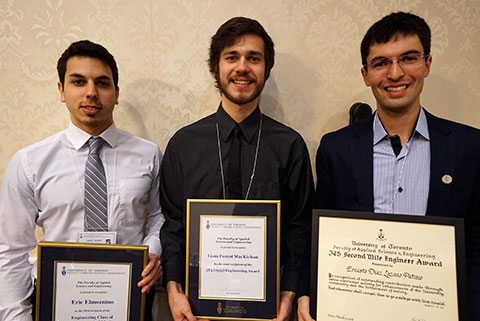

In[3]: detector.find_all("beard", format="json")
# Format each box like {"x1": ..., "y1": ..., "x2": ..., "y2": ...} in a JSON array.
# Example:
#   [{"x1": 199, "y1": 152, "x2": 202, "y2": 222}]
[{"x1": 218, "y1": 75, "x2": 265, "y2": 106}]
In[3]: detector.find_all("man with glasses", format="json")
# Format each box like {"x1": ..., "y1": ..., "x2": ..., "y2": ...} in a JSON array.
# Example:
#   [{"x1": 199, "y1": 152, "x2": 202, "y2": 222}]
[{"x1": 314, "y1": 12, "x2": 480, "y2": 319}]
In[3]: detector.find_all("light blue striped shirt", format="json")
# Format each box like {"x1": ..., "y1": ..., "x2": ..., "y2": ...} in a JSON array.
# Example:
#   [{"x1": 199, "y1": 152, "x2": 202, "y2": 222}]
[{"x1": 373, "y1": 108, "x2": 430, "y2": 215}]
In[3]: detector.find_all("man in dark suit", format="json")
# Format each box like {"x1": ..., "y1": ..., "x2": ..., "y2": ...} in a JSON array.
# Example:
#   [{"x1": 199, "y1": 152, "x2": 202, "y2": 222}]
[{"x1": 315, "y1": 12, "x2": 480, "y2": 319}]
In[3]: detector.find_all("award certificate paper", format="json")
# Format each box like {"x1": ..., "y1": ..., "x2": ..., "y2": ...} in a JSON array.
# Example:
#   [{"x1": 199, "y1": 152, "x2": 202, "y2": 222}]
[
  {"x1": 54, "y1": 262, "x2": 131, "y2": 320},
  {"x1": 199, "y1": 216, "x2": 266, "y2": 300},
  {"x1": 317, "y1": 217, "x2": 458, "y2": 321}
]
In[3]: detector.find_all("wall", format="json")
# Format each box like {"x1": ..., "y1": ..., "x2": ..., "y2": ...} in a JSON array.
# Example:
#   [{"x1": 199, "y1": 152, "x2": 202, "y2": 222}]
[{"x1": 1, "y1": 0, "x2": 479, "y2": 183}]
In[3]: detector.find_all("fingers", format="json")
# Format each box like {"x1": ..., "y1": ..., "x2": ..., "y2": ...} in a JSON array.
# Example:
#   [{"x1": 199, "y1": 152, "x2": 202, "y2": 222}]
[
  {"x1": 273, "y1": 309, "x2": 288, "y2": 321},
  {"x1": 166, "y1": 281, "x2": 198, "y2": 321},
  {"x1": 142, "y1": 253, "x2": 159, "y2": 277},
  {"x1": 297, "y1": 296, "x2": 315, "y2": 321},
  {"x1": 137, "y1": 253, "x2": 162, "y2": 293},
  {"x1": 183, "y1": 309, "x2": 197, "y2": 321},
  {"x1": 273, "y1": 291, "x2": 295, "y2": 321}
]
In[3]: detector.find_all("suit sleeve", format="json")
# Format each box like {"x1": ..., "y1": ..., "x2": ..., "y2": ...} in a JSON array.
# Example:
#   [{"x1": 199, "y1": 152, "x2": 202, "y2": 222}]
[
  {"x1": 159, "y1": 138, "x2": 187, "y2": 287},
  {"x1": 314, "y1": 135, "x2": 334, "y2": 209},
  {"x1": 465, "y1": 149, "x2": 480, "y2": 320},
  {"x1": 0, "y1": 152, "x2": 37, "y2": 321}
]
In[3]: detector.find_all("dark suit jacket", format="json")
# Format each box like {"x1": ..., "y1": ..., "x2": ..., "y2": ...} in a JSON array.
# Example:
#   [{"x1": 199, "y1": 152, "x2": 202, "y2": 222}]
[{"x1": 315, "y1": 110, "x2": 480, "y2": 319}]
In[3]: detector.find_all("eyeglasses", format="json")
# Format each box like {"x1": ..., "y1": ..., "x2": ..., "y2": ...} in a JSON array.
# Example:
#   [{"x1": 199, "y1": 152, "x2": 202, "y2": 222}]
[{"x1": 364, "y1": 53, "x2": 429, "y2": 74}]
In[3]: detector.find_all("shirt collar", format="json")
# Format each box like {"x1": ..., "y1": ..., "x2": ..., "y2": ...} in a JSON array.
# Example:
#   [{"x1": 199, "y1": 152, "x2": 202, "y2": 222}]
[
  {"x1": 373, "y1": 107, "x2": 430, "y2": 145},
  {"x1": 66, "y1": 122, "x2": 118, "y2": 150},
  {"x1": 216, "y1": 103, "x2": 261, "y2": 143},
  {"x1": 415, "y1": 108, "x2": 430, "y2": 140}
]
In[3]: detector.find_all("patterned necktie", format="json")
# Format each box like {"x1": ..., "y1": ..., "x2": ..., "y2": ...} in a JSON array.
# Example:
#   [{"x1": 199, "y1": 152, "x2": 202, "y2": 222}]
[
  {"x1": 84, "y1": 137, "x2": 108, "y2": 231},
  {"x1": 228, "y1": 125, "x2": 242, "y2": 199}
]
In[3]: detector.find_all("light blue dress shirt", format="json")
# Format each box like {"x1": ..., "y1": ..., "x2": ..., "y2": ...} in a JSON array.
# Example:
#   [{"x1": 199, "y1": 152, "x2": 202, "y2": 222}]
[{"x1": 373, "y1": 108, "x2": 430, "y2": 215}]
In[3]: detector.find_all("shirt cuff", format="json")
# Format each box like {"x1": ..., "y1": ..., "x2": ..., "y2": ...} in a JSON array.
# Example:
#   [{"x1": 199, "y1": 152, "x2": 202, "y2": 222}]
[{"x1": 143, "y1": 236, "x2": 162, "y2": 257}]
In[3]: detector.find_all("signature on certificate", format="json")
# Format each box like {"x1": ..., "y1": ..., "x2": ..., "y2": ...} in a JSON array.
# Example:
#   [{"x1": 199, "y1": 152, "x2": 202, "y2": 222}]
[
  {"x1": 327, "y1": 314, "x2": 354, "y2": 320},
  {"x1": 411, "y1": 318, "x2": 426, "y2": 321}
]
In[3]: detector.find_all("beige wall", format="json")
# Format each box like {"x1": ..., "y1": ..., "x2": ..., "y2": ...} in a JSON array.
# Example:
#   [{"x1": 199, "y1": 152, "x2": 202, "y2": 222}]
[{"x1": 1, "y1": 0, "x2": 479, "y2": 185}]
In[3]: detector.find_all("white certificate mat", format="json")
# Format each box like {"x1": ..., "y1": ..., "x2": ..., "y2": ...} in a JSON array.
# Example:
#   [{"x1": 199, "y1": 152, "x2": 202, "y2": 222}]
[
  {"x1": 316, "y1": 216, "x2": 459, "y2": 321},
  {"x1": 54, "y1": 261, "x2": 131, "y2": 321},
  {"x1": 199, "y1": 215, "x2": 266, "y2": 300}
]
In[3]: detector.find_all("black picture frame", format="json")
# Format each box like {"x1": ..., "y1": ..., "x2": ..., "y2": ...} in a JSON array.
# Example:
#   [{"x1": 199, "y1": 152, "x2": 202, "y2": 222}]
[
  {"x1": 310, "y1": 209, "x2": 467, "y2": 321},
  {"x1": 186, "y1": 199, "x2": 280, "y2": 320},
  {"x1": 36, "y1": 241, "x2": 148, "y2": 321}
]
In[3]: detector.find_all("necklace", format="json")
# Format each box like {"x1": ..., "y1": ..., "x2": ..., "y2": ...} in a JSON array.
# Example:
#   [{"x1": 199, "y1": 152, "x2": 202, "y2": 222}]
[{"x1": 216, "y1": 115, "x2": 262, "y2": 200}]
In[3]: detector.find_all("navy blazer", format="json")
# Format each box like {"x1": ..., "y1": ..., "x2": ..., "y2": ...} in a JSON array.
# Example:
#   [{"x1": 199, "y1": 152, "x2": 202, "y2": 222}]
[{"x1": 315, "y1": 110, "x2": 480, "y2": 319}]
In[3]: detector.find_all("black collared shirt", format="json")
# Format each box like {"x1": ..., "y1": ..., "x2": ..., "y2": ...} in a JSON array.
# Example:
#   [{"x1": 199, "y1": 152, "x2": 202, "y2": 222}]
[{"x1": 160, "y1": 104, "x2": 313, "y2": 295}]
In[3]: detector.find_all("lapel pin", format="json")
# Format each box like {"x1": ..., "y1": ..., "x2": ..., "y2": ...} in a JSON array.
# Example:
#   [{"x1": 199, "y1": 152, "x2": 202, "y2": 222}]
[{"x1": 442, "y1": 174, "x2": 453, "y2": 185}]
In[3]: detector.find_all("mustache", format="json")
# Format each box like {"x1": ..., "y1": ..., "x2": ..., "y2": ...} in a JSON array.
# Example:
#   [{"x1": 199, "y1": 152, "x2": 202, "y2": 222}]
[{"x1": 230, "y1": 73, "x2": 255, "y2": 82}]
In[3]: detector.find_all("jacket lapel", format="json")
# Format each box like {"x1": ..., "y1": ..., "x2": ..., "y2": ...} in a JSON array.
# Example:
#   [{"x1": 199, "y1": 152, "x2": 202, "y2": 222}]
[
  {"x1": 352, "y1": 117, "x2": 374, "y2": 211},
  {"x1": 425, "y1": 111, "x2": 457, "y2": 217}
]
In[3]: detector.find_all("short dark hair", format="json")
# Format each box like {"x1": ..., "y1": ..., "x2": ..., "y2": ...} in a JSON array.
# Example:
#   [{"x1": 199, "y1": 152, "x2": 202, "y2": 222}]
[
  {"x1": 57, "y1": 40, "x2": 119, "y2": 87},
  {"x1": 208, "y1": 17, "x2": 275, "y2": 88},
  {"x1": 361, "y1": 12, "x2": 431, "y2": 68}
]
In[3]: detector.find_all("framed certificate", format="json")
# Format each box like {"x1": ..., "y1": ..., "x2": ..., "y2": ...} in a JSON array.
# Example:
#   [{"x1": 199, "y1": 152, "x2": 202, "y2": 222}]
[
  {"x1": 186, "y1": 199, "x2": 280, "y2": 320},
  {"x1": 310, "y1": 210, "x2": 467, "y2": 321},
  {"x1": 36, "y1": 241, "x2": 148, "y2": 321}
]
